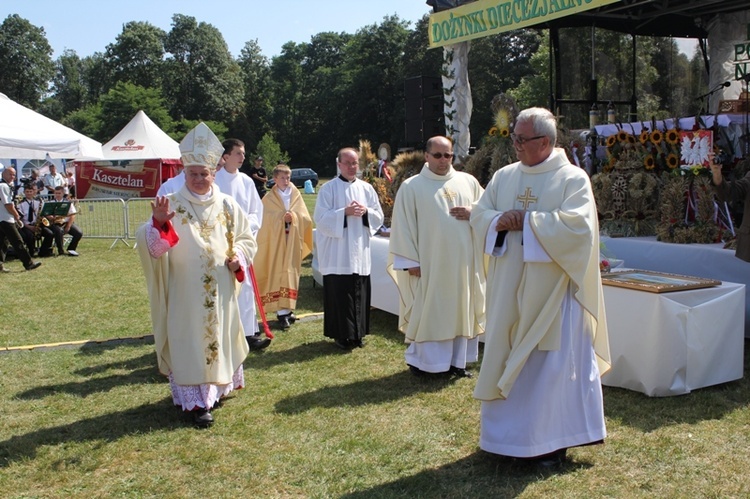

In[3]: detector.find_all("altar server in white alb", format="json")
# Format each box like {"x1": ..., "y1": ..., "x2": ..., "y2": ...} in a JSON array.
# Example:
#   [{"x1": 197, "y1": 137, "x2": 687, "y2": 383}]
[
  {"x1": 388, "y1": 135, "x2": 485, "y2": 378},
  {"x1": 136, "y1": 123, "x2": 256, "y2": 428},
  {"x1": 314, "y1": 147, "x2": 384, "y2": 350},
  {"x1": 470, "y1": 107, "x2": 611, "y2": 468},
  {"x1": 214, "y1": 138, "x2": 269, "y2": 350}
]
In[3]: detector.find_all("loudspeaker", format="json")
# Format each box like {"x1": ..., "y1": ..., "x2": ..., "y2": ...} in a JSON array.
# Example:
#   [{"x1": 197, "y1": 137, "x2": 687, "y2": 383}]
[
  {"x1": 404, "y1": 76, "x2": 442, "y2": 100},
  {"x1": 405, "y1": 118, "x2": 445, "y2": 144}
]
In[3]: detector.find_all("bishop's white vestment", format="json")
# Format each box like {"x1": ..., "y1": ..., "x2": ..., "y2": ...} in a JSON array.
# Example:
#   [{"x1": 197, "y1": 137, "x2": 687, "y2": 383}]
[
  {"x1": 137, "y1": 185, "x2": 256, "y2": 411},
  {"x1": 388, "y1": 165, "x2": 485, "y2": 373},
  {"x1": 470, "y1": 148, "x2": 610, "y2": 458}
]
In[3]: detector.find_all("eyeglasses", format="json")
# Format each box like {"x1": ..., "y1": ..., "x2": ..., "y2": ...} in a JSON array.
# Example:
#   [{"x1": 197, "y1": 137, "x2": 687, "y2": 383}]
[
  {"x1": 510, "y1": 134, "x2": 545, "y2": 145},
  {"x1": 429, "y1": 152, "x2": 454, "y2": 159}
]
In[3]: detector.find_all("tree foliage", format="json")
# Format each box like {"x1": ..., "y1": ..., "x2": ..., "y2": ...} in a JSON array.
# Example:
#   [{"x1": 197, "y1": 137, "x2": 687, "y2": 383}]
[
  {"x1": 0, "y1": 14, "x2": 54, "y2": 107},
  {"x1": 2, "y1": 13, "x2": 718, "y2": 172}
]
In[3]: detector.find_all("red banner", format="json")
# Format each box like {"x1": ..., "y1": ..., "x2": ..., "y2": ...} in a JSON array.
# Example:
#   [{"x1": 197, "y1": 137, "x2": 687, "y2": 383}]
[{"x1": 74, "y1": 159, "x2": 180, "y2": 199}]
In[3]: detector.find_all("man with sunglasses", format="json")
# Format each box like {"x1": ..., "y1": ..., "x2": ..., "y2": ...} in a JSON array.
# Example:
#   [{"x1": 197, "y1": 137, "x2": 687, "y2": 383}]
[
  {"x1": 470, "y1": 107, "x2": 610, "y2": 468},
  {"x1": 389, "y1": 135, "x2": 485, "y2": 379}
]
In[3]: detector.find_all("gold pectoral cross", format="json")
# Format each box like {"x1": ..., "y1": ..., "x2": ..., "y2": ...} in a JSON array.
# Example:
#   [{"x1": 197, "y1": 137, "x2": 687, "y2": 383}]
[{"x1": 517, "y1": 187, "x2": 538, "y2": 210}]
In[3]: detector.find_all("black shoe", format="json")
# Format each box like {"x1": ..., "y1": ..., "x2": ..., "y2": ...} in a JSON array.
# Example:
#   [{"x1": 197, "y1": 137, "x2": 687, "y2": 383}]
[
  {"x1": 24, "y1": 261, "x2": 42, "y2": 271},
  {"x1": 247, "y1": 335, "x2": 271, "y2": 351},
  {"x1": 333, "y1": 338, "x2": 352, "y2": 351},
  {"x1": 449, "y1": 366, "x2": 473, "y2": 378},
  {"x1": 532, "y1": 449, "x2": 567, "y2": 470},
  {"x1": 192, "y1": 408, "x2": 214, "y2": 428},
  {"x1": 277, "y1": 315, "x2": 291, "y2": 330},
  {"x1": 351, "y1": 339, "x2": 365, "y2": 348},
  {"x1": 38, "y1": 250, "x2": 53, "y2": 258},
  {"x1": 408, "y1": 364, "x2": 426, "y2": 377},
  {"x1": 288, "y1": 312, "x2": 297, "y2": 323}
]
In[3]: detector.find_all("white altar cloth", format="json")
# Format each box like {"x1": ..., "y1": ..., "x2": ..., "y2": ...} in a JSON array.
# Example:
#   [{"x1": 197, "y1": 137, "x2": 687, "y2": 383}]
[
  {"x1": 602, "y1": 236, "x2": 750, "y2": 337},
  {"x1": 601, "y1": 280, "x2": 745, "y2": 396}
]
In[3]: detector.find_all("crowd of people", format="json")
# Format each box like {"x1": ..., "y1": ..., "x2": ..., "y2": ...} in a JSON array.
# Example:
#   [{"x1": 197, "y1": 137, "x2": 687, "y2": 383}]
[
  {"x1": 2, "y1": 107, "x2": 608, "y2": 471},
  {"x1": 0, "y1": 162, "x2": 83, "y2": 272}
]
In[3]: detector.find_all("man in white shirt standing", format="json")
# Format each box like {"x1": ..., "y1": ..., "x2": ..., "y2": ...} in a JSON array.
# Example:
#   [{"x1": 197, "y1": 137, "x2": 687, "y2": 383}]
[
  {"x1": 42, "y1": 163, "x2": 66, "y2": 199},
  {"x1": 0, "y1": 166, "x2": 42, "y2": 272},
  {"x1": 214, "y1": 138, "x2": 268, "y2": 351}
]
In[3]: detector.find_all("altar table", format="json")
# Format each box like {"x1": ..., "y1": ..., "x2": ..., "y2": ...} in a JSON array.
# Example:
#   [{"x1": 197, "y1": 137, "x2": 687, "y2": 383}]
[
  {"x1": 602, "y1": 236, "x2": 750, "y2": 337},
  {"x1": 601, "y1": 280, "x2": 745, "y2": 396}
]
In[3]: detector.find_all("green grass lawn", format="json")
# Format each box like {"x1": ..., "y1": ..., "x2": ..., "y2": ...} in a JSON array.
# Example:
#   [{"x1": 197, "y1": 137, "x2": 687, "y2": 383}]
[{"x1": 1, "y1": 216, "x2": 749, "y2": 497}]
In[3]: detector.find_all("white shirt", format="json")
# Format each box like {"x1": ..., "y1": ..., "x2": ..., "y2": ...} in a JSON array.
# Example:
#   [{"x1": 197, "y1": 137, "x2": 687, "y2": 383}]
[{"x1": 214, "y1": 168, "x2": 263, "y2": 235}]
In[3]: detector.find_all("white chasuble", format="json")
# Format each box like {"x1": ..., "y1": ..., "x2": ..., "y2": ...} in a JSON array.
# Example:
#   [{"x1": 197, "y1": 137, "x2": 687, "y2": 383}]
[
  {"x1": 388, "y1": 165, "x2": 486, "y2": 344},
  {"x1": 471, "y1": 148, "x2": 610, "y2": 401},
  {"x1": 137, "y1": 186, "x2": 256, "y2": 386}
]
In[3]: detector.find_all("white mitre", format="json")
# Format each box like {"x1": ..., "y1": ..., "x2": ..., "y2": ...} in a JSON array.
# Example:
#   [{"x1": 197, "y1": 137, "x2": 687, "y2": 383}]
[{"x1": 179, "y1": 122, "x2": 223, "y2": 169}]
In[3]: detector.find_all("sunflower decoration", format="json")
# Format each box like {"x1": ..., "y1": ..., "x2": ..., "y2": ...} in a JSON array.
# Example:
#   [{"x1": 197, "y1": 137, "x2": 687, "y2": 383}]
[
  {"x1": 643, "y1": 155, "x2": 656, "y2": 170},
  {"x1": 626, "y1": 133, "x2": 636, "y2": 144},
  {"x1": 650, "y1": 130, "x2": 663, "y2": 146},
  {"x1": 639, "y1": 130, "x2": 650, "y2": 144},
  {"x1": 665, "y1": 129, "x2": 680, "y2": 145},
  {"x1": 606, "y1": 135, "x2": 617, "y2": 148},
  {"x1": 604, "y1": 155, "x2": 617, "y2": 172},
  {"x1": 617, "y1": 130, "x2": 629, "y2": 142},
  {"x1": 499, "y1": 128, "x2": 510, "y2": 138},
  {"x1": 489, "y1": 93, "x2": 518, "y2": 139},
  {"x1": 666, "y1": 153, "x2": 679, "y2": 169},
  {"x1": 488, "y1": 127, "x2": 498, "y2": 136}
]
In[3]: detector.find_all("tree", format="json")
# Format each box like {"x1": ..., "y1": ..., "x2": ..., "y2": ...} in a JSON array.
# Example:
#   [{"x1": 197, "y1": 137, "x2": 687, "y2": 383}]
[
  {"x1": 254, "y1": 132, "x2": 290, "y2": 171},
  {"x1": 41, "y1": 49, "x2": 88, "y2": 121},
  {"x1": 105, "y1": 21, "x2": 166, "y2": 90},
  {"x1": 97, "y1": 82, "x2": 173, "y2": 141},
  {"x1": 163, "y1": 14, "x2": 244, "y2": 122},
  {"x1": 233, "y1": 39, "x2": 272, "y2": 150},
  {"x1": 0, "y1": 14, "x2": 54, "y2": 107}
]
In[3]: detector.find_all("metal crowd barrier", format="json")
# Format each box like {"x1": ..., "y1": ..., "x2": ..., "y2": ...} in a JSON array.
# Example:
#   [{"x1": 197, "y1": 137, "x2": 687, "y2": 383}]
[
  {"x1": 74, "y1": 198, "x2": 128, "y2": 249},
  {"x1": 125, "y1": 198, "x2": 156, "y2": 243}
]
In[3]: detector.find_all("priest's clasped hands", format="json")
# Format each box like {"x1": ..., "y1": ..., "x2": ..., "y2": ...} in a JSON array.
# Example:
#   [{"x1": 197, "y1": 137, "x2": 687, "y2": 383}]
[
  {"x1": 496, "y1": 209, "x2": 525, "y2": 232},
  {"x1": 345, "y1": 201, "x2": 368, "y2": 217}
]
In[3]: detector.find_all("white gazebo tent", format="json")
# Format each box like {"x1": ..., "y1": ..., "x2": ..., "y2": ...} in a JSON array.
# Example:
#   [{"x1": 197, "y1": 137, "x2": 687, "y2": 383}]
[
  {"x1": 0, "y1": 93, "x2": 103, "y2": 160},
  {"x1": 75, "y1": 111, "x2": 181, "y2": 199}
]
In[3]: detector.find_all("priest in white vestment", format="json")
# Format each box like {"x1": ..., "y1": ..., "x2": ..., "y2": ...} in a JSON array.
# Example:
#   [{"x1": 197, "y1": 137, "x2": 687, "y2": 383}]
[
  {"x1": 136, "y1": 123, "x2": 257, "y2": 428},
  {"x1": 215, "y1": 138, "x2": 268, "y2": 350},
  {"x1": 314, "y1": 147, "x2": 384, "y2": 350},
  {"x1": 388, "y1": 136, "x2": 485, "y2": 378},
  {"x1": 470, "y1": 108, "x2": 611, "y2": 467}
]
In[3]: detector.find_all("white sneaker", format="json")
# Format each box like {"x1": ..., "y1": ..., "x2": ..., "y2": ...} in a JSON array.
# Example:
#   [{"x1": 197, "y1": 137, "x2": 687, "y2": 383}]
[{"x1": 67, "y1": 250, "x2": 79, "y2": 257}]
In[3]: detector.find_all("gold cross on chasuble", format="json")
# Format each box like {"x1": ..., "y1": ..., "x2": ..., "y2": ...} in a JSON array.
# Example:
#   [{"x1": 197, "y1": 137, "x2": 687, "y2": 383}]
[
  {"x1": 441, "y1": 187, "x2": 457, "y2": 208},
  {"x1": 516, "y1": 187, "x2": 538, "y2": 210}
]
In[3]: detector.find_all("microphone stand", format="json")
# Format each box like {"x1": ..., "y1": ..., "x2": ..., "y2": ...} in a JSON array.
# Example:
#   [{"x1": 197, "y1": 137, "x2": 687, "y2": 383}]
[{"x1": 695, "y1": 82, "x2": 730, "y2": 116}]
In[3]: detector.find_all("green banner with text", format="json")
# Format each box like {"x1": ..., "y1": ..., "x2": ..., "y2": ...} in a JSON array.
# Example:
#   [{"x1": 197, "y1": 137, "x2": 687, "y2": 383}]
[{"x1": 429, "y1": 0, "x2": 621, "y2": 48}]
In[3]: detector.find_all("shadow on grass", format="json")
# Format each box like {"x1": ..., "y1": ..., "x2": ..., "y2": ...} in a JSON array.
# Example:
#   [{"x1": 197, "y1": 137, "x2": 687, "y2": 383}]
[
  {"x1": 339, "y1": 450, "x2": 591, "y2": 498},
  {"x1": 603, "y1": 339, "x2": 750, "y2": 432},
  {"x1": 0, "y1": 398, "x2": 182, "y2": 468},
  {"x1": 15, "y1": 352, "x2": 162, "y2": 400},
  {"x1": 274, "y1": 369, "x2": 461, "y2": 414}
]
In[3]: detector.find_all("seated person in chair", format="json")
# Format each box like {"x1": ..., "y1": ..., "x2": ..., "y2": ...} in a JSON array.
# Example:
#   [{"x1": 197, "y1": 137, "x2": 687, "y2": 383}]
[
  {"x1": 46, "y1": 186, "x2": 83, "y2": 256},
  {"x1": 16, "y1": 185, "x2": 53, "y2": 257}
]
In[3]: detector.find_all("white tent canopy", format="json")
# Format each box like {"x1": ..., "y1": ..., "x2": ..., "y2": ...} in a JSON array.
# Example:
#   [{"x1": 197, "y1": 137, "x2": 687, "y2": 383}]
[
  {"x1": 0, "y1": 93, "x2": 103, "y2": 160},
  {"x1": 102, "y1": 110, "x2": 180, "y2": 160}
]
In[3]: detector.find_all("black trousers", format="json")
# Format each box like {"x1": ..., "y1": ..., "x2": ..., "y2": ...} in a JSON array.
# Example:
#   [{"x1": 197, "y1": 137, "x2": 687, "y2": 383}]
[
  {"x1": 0, "y1": 221, "x2": 34, "y2": 267},
  {"x1": 49, "y1": 223, "x2": 83, "y2": 253},
  {"x1": 19, "y1": 226, "x2": 53, "y2": 255}
]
